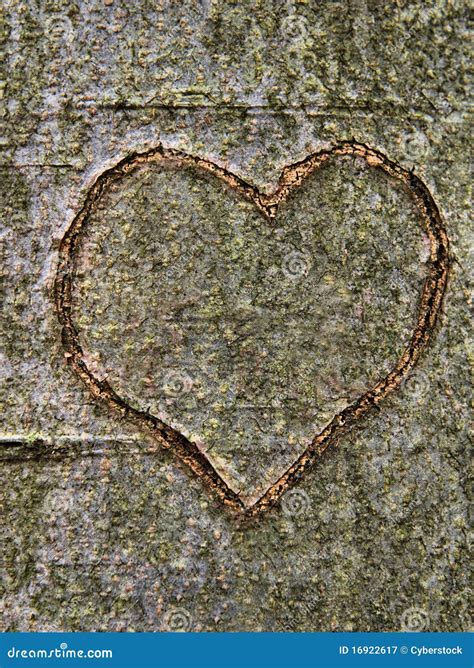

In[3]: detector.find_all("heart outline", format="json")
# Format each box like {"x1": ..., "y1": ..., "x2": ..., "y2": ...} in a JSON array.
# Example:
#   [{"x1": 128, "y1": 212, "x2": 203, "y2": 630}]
[{"x1": 55, "y1": 140, "x2": 450, "y2": 518}]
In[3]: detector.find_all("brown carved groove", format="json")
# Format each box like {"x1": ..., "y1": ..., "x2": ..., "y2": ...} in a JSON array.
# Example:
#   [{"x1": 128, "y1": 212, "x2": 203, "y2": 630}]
[{"x1": 54, "y1": 140, "x2": 450, "y2": 518}]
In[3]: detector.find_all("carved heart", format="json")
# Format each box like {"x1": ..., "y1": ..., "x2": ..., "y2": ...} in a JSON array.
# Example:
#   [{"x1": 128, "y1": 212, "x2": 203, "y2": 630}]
[{"x1": 55, "y1": 141, "x2": 449, "y2": 517}]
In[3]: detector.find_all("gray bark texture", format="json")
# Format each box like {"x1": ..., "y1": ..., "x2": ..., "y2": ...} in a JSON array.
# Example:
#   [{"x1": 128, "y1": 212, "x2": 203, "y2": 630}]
[{"x1": 1, "y1": 0, "x2": 471, "y2": 632}]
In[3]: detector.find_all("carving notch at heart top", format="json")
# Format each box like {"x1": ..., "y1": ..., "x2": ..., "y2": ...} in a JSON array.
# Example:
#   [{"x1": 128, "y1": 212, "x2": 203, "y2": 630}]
[{"x1": 55, "y1": 141, "x2": 449, "y2": 517}]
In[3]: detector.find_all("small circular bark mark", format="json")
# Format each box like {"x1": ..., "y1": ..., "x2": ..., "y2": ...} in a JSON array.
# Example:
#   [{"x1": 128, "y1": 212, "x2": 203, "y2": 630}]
[{"x1": 54, "y1": 140, "x2": 450, "y2": 518}]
